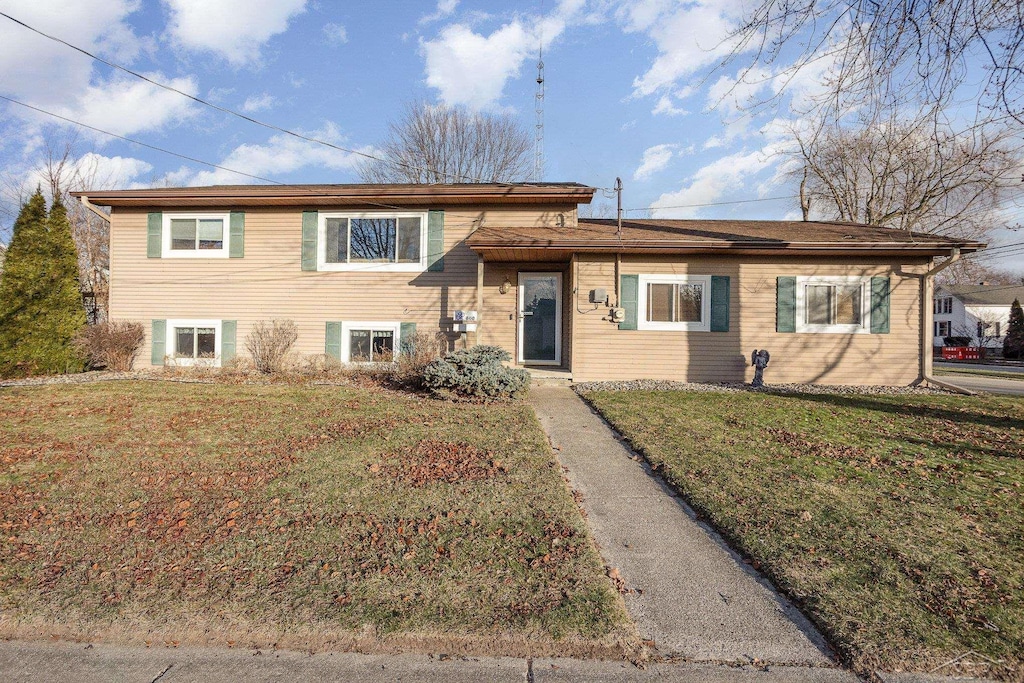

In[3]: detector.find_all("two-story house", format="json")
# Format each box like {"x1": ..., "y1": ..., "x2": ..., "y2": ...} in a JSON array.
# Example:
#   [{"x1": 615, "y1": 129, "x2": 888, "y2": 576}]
[
  {"x1": 933, "y1": 284, "x2": 1024, "y2": 351},
  {"x1": 73, "y1": 183, "x2": 983, "y2": 385}
]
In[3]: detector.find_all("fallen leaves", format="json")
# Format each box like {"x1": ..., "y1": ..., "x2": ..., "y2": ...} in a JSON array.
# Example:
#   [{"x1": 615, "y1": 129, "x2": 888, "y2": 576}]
[{"x1": 370, "y1": 440, "x2": 508, "y2": 487}]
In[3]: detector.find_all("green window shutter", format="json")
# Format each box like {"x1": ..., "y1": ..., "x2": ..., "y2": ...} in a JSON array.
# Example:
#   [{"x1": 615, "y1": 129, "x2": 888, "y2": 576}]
[
  {"x1": 229, "y1": 211, "x2": 245, "y2": 258},
  {"x1": 427, "y1": 210, "x2": 444, "y2": 272},
  {"x1": 221, "y1": 320, "x2": 237, "y2": 362},
  {"x1": 710, "y1": 275, "x2": 730, "y2": 332},
  {"x1": 301, "y1": 211, "x2": 318, "y2": 271},
  {"x1": 777, "y1": 277, "x2": 797, "y2": 333},
  {"x1": 151, "y1": 320, "x2": 166, "y2": 366},
  {"x1": 147, "y1": 212, "x2": 162, "y2": 258},
  {"x1": 870, "y1": 277, "x2": 891, "y2": 334},
  {"x1": 619, "y1": 274, "x2": 639, "y2": 330},
  {"x1": 400, "y1": 322, "x2": 417, "y2": 355},
  {"x1": 325, "y1": 322, "x2": 342, "y2": 360}
]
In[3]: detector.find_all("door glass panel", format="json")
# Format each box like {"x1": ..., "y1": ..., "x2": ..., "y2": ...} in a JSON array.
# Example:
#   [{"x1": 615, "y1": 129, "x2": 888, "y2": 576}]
[{"x1": 522, "y1": 275, "x2": 558, "y2": 362}]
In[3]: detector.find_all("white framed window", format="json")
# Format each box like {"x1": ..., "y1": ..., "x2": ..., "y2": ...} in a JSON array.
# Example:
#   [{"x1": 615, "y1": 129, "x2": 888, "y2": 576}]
[
  {"x1": 795, "y1": 277, "x2": 871, "y2": 334},
  {"x1": 934, "y1": 297, "x2": 953, "y2": 315},
  {"x1": 341, "y1": 321, "x2": 401, "y2": 363},
  {"x1": 318, "y1": 212, "x2": 427, "y2": 272},
  {"x1": 637, "y1": 275, "x2": 711, "y2": 331},
  {"x1": 935, "y1": 321, "x2": 951, "y2": 338},
  {"x1": 166, "y1": 319, "x2": 222, "y2": 366},
  {"x1": 162, "y1": 213, "x2": 231, "y2": 258}
]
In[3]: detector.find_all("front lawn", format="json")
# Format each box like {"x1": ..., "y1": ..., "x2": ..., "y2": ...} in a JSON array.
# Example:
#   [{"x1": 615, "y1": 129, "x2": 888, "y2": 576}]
[
  {"x1": 0, "y1": 381, "x2": 633, "y2": 656},
  {"x1": 582, "y1": 388, "x2": 1023, "y2": 679}
]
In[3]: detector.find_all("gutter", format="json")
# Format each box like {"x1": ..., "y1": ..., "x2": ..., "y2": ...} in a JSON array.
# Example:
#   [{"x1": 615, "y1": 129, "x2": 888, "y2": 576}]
[
  {"x1": 77, "y1": 195, "x2": 111, "y2": 224},
  {"x1": 918, "y1": 248, "x2": 975, "y2": 395}
]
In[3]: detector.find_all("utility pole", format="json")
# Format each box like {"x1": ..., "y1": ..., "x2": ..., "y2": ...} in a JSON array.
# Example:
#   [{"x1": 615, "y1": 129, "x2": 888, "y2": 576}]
[{"x1": 534, "y1": 46, "x2": 545, "y2": 182}]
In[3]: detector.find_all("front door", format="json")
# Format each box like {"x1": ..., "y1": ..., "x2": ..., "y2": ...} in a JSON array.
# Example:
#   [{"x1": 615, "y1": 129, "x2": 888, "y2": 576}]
[{"x1": 518, "y1": 272, "x2": 562, "y2": 365}]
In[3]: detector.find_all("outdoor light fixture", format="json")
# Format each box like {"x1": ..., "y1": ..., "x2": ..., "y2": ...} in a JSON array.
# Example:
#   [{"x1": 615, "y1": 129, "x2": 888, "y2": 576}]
[{"x1": 499, "y1": 276, "x2": 512, "y2": 294}]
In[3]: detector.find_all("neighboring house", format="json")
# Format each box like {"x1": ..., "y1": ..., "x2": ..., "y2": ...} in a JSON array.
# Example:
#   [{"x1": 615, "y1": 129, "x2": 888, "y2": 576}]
[
  {"x1": 73, "y1": 183, "x2": 982, "y2": 385},
  {"x1": 933, "y1": 284, "x2": 1024, "y2": 351}
]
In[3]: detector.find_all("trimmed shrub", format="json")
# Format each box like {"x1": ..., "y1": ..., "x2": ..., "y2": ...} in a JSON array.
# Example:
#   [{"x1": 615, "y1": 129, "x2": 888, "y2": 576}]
[
  {"x1": 943, "y1": 336, "x2": 972, "y2": 347},
  {"x1": 422, "y1": 345, "x2": 530, "y2": 401},
  {"x1": 73, "y1": 321, "x2": 145, "y2": 371},
  {"x1": 246, "y1": 320, "x2": 298, "y2": 374}
]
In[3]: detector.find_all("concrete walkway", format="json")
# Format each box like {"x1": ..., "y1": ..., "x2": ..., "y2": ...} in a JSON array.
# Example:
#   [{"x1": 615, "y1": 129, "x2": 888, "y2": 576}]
[
  {"x1": 529, "y1": 386, "x2": 838, "y2": 667},
  {"x1": 0, "y1": 640, "x2": 864, "y2": 683}
]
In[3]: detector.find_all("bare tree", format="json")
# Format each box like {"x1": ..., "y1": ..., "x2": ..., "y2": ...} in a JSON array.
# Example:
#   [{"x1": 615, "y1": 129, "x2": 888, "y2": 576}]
[
  {"x1": 722, "y1": 0, "x2": 1024, "y2": 124},
  {"x1": 360, "y1": 102, "x2": 532, "y2": 183},
  {"x1": 791, "y1": 111, "x2": 1020, "y2": 243}
]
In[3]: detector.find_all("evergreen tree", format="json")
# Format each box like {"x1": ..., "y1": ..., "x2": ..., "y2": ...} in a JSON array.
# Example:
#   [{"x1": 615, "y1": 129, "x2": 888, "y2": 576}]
[
  {"x1": 0, "y1": 190, "x2": 86, "y2": 377},
  {"x1": 1004, "y1": 299, "x2": 1024, "y2": 360}
]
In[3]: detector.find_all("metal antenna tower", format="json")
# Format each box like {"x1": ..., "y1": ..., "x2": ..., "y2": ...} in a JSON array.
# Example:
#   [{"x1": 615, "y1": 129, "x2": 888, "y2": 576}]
[{"x1": 534, "y1": 44, "x2": 545, "y2": 181}]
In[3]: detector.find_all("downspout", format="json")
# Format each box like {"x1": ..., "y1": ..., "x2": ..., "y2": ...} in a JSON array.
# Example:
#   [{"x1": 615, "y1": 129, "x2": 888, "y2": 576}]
[
  {"x1": 78, "y1": 195, "x2": 111, "y2": 224},
  {"x1": 920, "y1": 248, "x2": 974, "y2": 395}
]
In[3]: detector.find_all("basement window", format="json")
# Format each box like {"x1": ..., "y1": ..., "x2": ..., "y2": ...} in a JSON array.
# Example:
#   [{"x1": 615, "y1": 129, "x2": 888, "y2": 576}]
[
  {"x1": 341, "y1": 322, "x2": 400, "y2": 363},
  {"x1": 166, "y1": 319, "x2": 222, "y2": 366}
]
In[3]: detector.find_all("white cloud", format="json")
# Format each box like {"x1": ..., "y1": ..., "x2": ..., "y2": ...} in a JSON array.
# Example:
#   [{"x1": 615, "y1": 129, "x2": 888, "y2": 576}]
[
  {"x1": 652, "y1": 95, "x2": 689, "y2": 117},
  {"x1": 322, "y1": 22, "x2": 348, "y2": 44},
  {"x1": 420, "y1": 0, "x2": 584, "y2": 110},
  {"x1": 623, "y1": 0, "x2": 747, "y2": 98},
  {"x1": 163, "y1": 0, "x2": 308, "y2": 65},
  {"x1": 650, "y1": 149, "x2": 776, "y2": 218},
  {"x1": 419, "y1": 0, "x2": 460, "y2": 25},
  {"x1": 241, "y1": 93, "x2": 278, "y2": 112},
  {"x1": 702, "y1": 135, "x2": 724, "y2": 150},
  {"x1": 177, "y1": 123, "x2": 371, "y2": 186},
  {"x1": 0, "y1": 0, "x2": 143, "y2": 106},
  {"x1": 633, "y1": 144, "x2": 676, "y2": 180},
  {"x1": 51, "y1": 74, "x2": 199, "y2": 139}
]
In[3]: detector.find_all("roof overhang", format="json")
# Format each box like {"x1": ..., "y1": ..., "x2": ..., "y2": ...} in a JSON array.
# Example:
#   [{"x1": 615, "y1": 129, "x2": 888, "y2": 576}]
[
  {"x1": 72, "y1": 183, "x2": 596, "y2": 208},
  {"x1": 468, "y1": 239, "x2": 984, "y2": 262}
]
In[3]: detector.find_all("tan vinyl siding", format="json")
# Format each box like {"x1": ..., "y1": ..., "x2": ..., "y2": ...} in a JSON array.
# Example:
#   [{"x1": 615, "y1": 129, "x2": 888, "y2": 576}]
[
  {"x1": 111, "y1": 205, "x2": 575, "y2": 367},
  {"x1": 569, "y1": 254, "x2": 928, "y2": 385}
]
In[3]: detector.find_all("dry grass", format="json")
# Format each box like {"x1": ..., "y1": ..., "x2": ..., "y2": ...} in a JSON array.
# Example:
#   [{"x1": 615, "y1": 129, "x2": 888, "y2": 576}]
[
  {"x1": 582, "y1": 389, "x2": 1024, "y2": 680},
  {"x1": 0, "y1": 381, "x2": 635, "y2": 656}
]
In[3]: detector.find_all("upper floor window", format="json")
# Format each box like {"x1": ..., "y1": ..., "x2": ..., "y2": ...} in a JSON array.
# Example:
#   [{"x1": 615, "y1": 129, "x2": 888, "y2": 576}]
[
  {"x1": 637, "y1": 275, "x2": 710, "y2": 331},
  {"x1": 318, "y1": 212, "x2": 426, "y2": 272},
  {"x1": 163, "y1": 213, "x2": 230, "y2": 258},
  {"x1": 934, "y1": 297, "x2": 953, "y2": 315},
  {"x1": 795, "y1": 277, "x2": 871, "y2": 333}
]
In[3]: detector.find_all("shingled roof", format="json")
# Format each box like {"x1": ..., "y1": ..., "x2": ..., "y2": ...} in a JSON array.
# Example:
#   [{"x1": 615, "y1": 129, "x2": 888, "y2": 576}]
[
  {"x1": 466, "y1": 218, "x2": 983, "y2": 257},
  {"x1": 942, "y1": 284, "x2": 1024, "y2": 306}
]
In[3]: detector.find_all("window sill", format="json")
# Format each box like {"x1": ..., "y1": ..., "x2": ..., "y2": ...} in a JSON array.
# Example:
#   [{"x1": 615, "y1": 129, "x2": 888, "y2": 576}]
[
  {"x1": 318, "y1": 263, "x2": 426, "y2": 273},
  {"x1": 637, "y1": 322, "x2": 711, "y2": 332},
  {"x1": 794, "y1": 325, "x2": 870, "y2": 334},
  {"x1": 162, "y1": 250, "x2": 230, "y2": 259}
]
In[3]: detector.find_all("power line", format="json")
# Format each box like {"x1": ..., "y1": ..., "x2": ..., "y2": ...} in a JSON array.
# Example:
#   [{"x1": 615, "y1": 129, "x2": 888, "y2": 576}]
[
  {"x1": 0, "y1": 10, "x2": 520, "y2": 186},
  {"x1": 0, "y1": 95, "x2": 440, "y2": 216},
  {"x1": 623, "y1": 194, "x2": 799, "y2": 213}
]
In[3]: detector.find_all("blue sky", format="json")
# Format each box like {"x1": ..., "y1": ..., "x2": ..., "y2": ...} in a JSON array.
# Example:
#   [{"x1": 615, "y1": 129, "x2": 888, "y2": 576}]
[{"x1": 0, "y1": 0, "x2": 1021, "y2": 271}]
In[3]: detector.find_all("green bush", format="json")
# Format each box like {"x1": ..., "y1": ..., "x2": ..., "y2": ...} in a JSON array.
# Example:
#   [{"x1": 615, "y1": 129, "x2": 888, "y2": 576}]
[
  {"x1": 943, "y1": 336, "x2": 972, "y2": 347},
  {"x1": 422, "y1": 345, "x2": 530, "y2": 400}
]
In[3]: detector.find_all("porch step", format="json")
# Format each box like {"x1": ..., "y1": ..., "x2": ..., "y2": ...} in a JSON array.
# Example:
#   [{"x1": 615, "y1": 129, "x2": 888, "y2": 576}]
[{"x1": 525, "y1": 367, "x2": 573, "y2": 386}]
